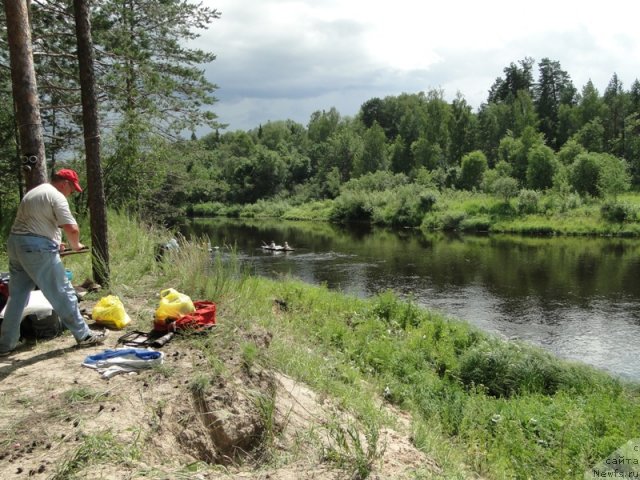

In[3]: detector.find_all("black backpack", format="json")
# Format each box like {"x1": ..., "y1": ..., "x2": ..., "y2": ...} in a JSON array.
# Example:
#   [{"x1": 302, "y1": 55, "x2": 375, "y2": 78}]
[{"x1": 20, "y1": 311, "x2": 65, "y2": 340}]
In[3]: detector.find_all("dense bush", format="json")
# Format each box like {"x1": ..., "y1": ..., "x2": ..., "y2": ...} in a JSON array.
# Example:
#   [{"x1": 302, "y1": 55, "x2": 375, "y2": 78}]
[
  {"x1": 516, "y1": 189, "x2": 540, "y2": 214},
  {"x1": 382, "y1": 186, "x2": 439, "y2": 227},
  {"x1": 240, "y1": 199, "x2": 292, "y2": 218},
  {"x1": 600, "y1": 201, "x2": 635, "y2": 223},
  {"x1": 526, "y1": 145, "x2": 557, "y2": 190},
  {"x1": 459, "y1": 216, "x2": 491, "y2": 232},
  {"x1": 440, "y1": 211, "x2": 467, "y2": 230},
  {"x1": 189, "y1": 202, "x2": 229, "y2": 217},
  {"x1": 491, "y1": 176, "x2": 520, "y2": 202},
  {"x1": 330, "y1": 191, "x2": 373, "y2": 223},
  {"x1": 459, "y1": 151, "x2": 488, "y2": 190},
  {"x1": 570, "y1": 153, "x2": 602, "y2": 196},
  {"x1": 342, "y1": 171, "x2": 409, "y2": 193},
  {"x1": 489, "y1": 201, "x2": 517, "y2": 216}
]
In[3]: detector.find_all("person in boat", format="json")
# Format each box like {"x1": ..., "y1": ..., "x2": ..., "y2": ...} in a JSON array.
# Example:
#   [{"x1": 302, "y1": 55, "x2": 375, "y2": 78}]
[
  {"x1": 269, "y1": 240, "x2": 276, "y2": 249},
  {"x1": 284, "y1": 242, "x2": 292, "y2": 250}
]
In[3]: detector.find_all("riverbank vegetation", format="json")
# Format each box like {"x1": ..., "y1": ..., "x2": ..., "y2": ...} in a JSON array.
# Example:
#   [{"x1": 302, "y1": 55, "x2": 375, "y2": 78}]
[
  {"x1": 4, "y1": 212, "x2": 636, "y2": 478},
  {"x1": 2, "y1": 30, "x2": 640, "y2": 237}
]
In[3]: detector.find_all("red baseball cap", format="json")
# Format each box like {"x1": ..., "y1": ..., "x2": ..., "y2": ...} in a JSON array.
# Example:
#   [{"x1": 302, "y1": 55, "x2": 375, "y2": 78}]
[{"x1": 56, "y1": 169, "x2": 83, "y2": 192}]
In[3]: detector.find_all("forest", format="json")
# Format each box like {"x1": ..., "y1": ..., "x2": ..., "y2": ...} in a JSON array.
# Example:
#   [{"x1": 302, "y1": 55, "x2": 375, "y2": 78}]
[{"x1": 1, "y1": 1, "x2": 640, "y2": 231}]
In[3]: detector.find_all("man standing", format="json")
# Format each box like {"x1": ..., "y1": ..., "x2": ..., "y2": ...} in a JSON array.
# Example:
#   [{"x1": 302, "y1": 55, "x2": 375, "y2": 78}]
[{"x1": 0, "y1": 169, "x2": 106, "y2": 357}]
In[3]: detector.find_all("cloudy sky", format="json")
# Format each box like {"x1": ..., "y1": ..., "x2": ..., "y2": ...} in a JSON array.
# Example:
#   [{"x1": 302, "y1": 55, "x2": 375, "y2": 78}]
[{"x1": 195, "y1": 0, "x2": 640, "y2": 132}]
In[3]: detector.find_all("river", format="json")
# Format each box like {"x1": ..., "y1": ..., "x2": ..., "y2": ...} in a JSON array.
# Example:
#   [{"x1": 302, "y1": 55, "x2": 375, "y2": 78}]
[{"x1": 184, "y1": 217, "x2": 640, "y2": 381}]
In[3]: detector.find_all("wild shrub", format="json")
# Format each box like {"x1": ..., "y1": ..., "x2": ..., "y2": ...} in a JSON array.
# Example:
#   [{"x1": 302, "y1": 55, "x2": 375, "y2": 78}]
[
  {"x1": 526, "y1": 145, "x2": 558, "y2": 190},
  {"x1": 370, "y1": 290, "x2": 422, "y2": 329},
  {"x1": 459, "y1": 216, "x2": 491, "y2": 232},
  {"x1": 516, "y1": 189, "x2": 540, "y2": 214},
  {"x1": 330, "y1": 191, "x2": 373, "y2": 223},
  {"x1": 420, "y1": 212, "x2": 443, "y2": 230},
  {"x1": 491, "y1": 176, "x2": 519, "y2": 202},
  {"x1": 240, "y1": 199, "x2": 291, "y2": 218},
  {"x1": 341, "y1": 171, "x2": 408, "y2": 193},
  {"x1": 419, "y1": 190, "x2": 439, "y2": 212},
  {"x1": 600, "y1": 201, "x2": 635, "y2": 223},
  {"x1": 489, "y1": 201, "x2": 516, "y2": 217},
  {"x1": 440, "y1": 211, "x2": 467, "y2": 231},
  {"x1": 459, "y1": 151, "x2": 488, "y2": 190},
  {"x1": 559, "y1": 192, "x2": 582, "y2": 212},
  {"x1": 382, "y1": 185, "x2": 439, "y2": 227},
  {"x1": 189, "y1": 201, "x2": 226, "y2": 217}
]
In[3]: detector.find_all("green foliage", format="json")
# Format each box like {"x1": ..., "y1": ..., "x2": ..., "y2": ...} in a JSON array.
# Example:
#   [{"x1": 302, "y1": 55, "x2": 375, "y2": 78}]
[
  {"x1": 330, "y1": 191, "x2": 374, "y2": 223},
  {"x1": 233, "y1": 146, "x2": 289, "y2": 203},
  {"x1": 457, "y1": 340, "x2": 611, "y2": 397},
  {"x1": 189, "y1": 202, "x2": 227, "y2": 217},
  {"x1": 569, "y1": 152, "x2": 631, "y2": 201},
  {"x1": 598, "y1": 154, "x2": 631, "y2": 199},
  {"x1": 241, "y1": 341, "x2": 260, "y2": 369},
  {"x1": 459, "y1": 216, "x2": 492, "y2": 232},
  {"x1": 516, "y1": 189, "x2": 541, "y2": 214},
  {"x1": 570, "y1": 152, "x2": 601, "y2": 197},
  {"x1": 379, "y1": 185, "x2": 438, "y2": 227},
  {"x1": 282, "y1": 200, "x2": 335, "y2": 221},
  {"x1": 93, "y1": 0, "x2": 220, "y2": 136},
  {"x1": 557, "y1": 138, "x2": 586, "y2": 165},
  {"x1": 355, "y1": 122, "x2": 388, "y2": 175},
  {"x1": 342, "y1": 171, "x2": 409, "y2": 193},
  {"x1": 370, "y1": 290, "x2": 423, "y2": 329},
  {"x1": 491, "y1": 176, "x2": 520, "y2": 202},
  {"x1": 308, "y1": 107, "x2": 341, "y2": 143},
  {"x1": 259, "y1": 279, "x2": 638, "y2": 480},
  {"x1": 600, "y1": 201, "x2": 636, "y2": 223},
  {"x1": 574, "y1": 118, "x2": 606, "y2": 152},
  {"x1": 330, "y1": 176, "x2": 439, "y2": 228},
  {"x1": 497, "y1": 134, "x2": 524, "y2": 174},
  {"x1": 534, "y1": 58, "x2": 577, "y2": 150},
  {"x1": 526, "y1": 144, "x2": 557, "y2": 190},
  {"x1": 459, "y1": 150, "x2": 488, "y2": 190},
  {"x1": 440, "y1": 210, "x2": 467, "y2": 231},
  {"x1": 4, "y1": 43, "x2": 640, "y2": 226}
]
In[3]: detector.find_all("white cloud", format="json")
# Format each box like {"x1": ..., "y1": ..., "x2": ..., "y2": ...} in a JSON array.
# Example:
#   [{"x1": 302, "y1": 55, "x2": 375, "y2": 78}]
[{"x1": 195, "y1": 0, "x2": 640, "y2": 132}]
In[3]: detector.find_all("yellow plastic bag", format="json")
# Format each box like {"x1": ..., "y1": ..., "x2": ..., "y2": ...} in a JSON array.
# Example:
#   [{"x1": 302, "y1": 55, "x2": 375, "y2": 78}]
[
  {"x1": 92, "y1": 295, "x2": 131, "y2": 329},
  {"x1": 155, "y1": 288, "x2": 195, "y2": 321}
]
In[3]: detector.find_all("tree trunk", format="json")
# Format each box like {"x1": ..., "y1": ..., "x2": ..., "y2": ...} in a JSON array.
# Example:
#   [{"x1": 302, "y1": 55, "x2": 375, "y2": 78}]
[
  {"x1": 4, "y1": 0, "x2": 47, "y2": 190},
  {"x1": 73, "y1": 0, "x2": 110, "y2": 286}
]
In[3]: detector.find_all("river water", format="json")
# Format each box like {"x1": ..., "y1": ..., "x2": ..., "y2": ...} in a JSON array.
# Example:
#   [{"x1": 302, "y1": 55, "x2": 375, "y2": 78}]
[{"x1": 184, "y1": 217, "x2": 640, "y2": 381}]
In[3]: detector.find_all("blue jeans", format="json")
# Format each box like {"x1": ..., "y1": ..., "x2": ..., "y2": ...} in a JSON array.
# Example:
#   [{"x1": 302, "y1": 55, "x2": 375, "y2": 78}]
[{"x1": 0, "y1": 234, "x2": 91, "y2": 353}]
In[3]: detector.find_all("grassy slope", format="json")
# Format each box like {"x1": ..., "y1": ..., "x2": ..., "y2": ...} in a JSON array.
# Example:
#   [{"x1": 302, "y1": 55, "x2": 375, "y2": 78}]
[{"x1": 3, "y1": 211, "x2": 639, "y2": 479}]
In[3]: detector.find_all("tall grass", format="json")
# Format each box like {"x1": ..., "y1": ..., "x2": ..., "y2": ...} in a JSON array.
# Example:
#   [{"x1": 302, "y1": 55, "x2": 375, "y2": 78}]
[
  {"x1": 254, "y1": 280, "x2": 640, "y2": 479},
  {"x1": 36, "y1": 213, "x2": 640, "y2": 478}
]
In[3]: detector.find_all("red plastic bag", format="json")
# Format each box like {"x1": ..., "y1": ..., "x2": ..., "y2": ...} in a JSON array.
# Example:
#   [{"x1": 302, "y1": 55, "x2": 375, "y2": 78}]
[{"x1": 154, "y1": 301, "x2": 216, "y2": 333}]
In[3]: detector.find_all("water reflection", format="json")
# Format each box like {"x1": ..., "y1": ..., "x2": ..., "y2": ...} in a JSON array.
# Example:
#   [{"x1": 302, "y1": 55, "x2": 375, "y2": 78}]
[{"x1": 184, "y1": 218, "x2": 640, "y2": 380}]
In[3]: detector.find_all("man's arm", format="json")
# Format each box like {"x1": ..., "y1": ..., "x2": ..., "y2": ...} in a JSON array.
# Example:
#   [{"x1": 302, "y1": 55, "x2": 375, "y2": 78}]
[{"x1": 61, "y1": 224, "x2": 86, "y2": 251}]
